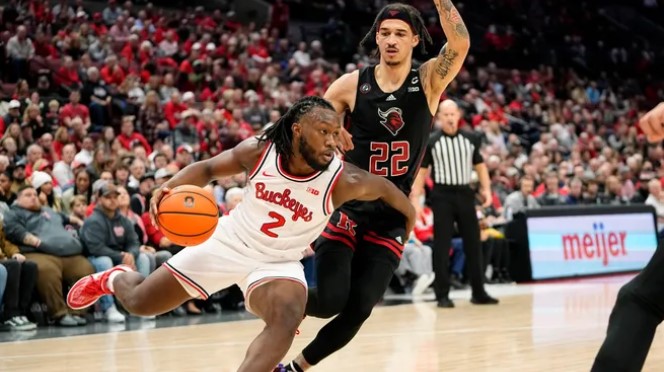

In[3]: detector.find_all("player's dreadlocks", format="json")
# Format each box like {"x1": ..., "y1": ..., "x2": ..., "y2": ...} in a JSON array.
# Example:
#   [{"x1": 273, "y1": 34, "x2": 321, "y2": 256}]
[
  {"x1": 259, "y1": 96, "x2": 335, "y2": 159},
  {"x1": 360, "y1": 3, "x2": 433, "y2": 55}
]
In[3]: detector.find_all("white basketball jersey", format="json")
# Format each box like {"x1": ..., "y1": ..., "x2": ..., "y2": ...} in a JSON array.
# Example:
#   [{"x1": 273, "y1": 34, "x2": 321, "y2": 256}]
[{"x1": 217, "y1": 142, "x2": 344, "y2": 262}]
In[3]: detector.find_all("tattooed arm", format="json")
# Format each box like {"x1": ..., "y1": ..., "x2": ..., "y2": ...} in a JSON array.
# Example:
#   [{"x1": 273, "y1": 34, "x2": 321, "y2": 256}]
[{"x1": 420, "y1": 0, "x2": 470, "y2": 112}]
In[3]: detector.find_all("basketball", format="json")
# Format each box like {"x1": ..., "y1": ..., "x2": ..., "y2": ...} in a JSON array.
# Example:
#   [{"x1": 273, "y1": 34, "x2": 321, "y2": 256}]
[{"x1": 157, "y1": 185, "x2": 219, "y2": 246}]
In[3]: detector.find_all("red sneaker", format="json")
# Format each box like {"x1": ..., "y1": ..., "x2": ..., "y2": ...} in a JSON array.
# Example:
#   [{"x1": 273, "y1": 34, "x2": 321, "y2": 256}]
[{"x1": 67, "y1": 265, "x2": 133, "y2": 310}]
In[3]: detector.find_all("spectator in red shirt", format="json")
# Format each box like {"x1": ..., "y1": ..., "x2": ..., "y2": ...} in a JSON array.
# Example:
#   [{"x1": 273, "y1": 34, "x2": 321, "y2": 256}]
[
  {"x1": 163, "y1": 91, "x2": 187, "y2": 129},
  {"x1": 117, "y1": 116, "x2": 152, "y2": 154},
  {"x1": 30, "y1": 0, "x2": 48, "y2": 22},
  {"x1": 33, "y1": 30, "x2": 58, "y2": 58},
  {"x1": 138, "y1": 41, "x2": 154, "y2": 66},
  {"x1": 90, "y1": 13, "x2": 109, "y2": 35},
  {"x1": 120, "y1": 34, "x2": 140, "y2": 64},
  {"x1": 269, "y1": 0, "x2": 289, "y2": 38},
  {"x1": 55, "y1": 56, "x2": 81, "y2": 90},
  {"x1": 100, "y1": 55, "x2": 126, "y2": 87},
  {"x1": 60, "y1": 90, "x2": 91, "y2": 129}
]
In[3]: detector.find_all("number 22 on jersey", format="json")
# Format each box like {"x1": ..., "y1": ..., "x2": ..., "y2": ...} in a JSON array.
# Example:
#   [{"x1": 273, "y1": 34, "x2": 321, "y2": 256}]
[{"x1": 369, "y1": 141, "x2": 410, "y2": 177}]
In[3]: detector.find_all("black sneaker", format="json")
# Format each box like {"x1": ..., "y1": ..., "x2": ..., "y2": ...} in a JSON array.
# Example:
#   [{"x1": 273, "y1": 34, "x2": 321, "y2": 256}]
[
  {"x1": 437, "y1": 297, "x2": 455, "y2": 308},
  {"x1": 471, "y1": 294, "x2": 499, "y2": 305}
]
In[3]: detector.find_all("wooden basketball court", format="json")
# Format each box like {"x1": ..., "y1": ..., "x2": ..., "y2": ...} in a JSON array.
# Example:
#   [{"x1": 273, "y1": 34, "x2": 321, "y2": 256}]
[{"x1": 2, "y1": 275, "x2": 663, "y2": 372}]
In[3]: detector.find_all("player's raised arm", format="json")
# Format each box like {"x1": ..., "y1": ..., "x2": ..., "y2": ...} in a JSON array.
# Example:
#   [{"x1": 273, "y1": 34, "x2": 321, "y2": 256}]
[
  {"x1": 419, "y1": 0, "x2": 470, "y2": 100},
  {"x1": 323, "y1": 71, "x2": 359, "y2": 152},
  {"x1": 332, "y1": 162, "x2": 417, "y2": 240}
]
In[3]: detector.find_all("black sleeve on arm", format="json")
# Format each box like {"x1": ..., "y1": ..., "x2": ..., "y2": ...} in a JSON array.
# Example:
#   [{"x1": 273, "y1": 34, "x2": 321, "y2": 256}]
[{"x1": 471, "y1": 132, "x2": 483, "y2": 165}]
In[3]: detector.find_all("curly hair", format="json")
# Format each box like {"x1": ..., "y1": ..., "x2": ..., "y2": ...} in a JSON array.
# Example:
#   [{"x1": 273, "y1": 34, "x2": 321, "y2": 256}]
[{"x1": 258, "y1": 96, "x2": 335, "y2": 159}]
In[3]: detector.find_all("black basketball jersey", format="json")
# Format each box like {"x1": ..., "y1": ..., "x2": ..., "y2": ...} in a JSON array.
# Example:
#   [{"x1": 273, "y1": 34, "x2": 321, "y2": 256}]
[{"x1": 340, "y1": 65, "x2": 433, "y2": 228}]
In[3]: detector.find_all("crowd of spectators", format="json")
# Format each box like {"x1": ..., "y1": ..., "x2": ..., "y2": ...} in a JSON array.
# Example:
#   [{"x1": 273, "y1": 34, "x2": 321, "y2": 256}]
[{"x1": 0, "y1": 0, "x2": 662, "y2": 329}]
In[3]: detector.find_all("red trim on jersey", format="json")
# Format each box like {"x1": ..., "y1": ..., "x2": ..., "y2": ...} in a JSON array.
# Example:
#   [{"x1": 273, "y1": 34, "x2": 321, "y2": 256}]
[
  {"x1": 325, "y1": 221, "x2": 356, "y2": 242},
  {"x1": 248, "y1": 142, "x2": 272, "y2": 180},
  {"x1": 366, "y1": 231, "x2": 404, "y2": 252},
  {"x1": 321, "y1": 231, "x2": 355, "y2": 250},
  {"x1": 276, "y1": 153, "x2": 323, "y2": 182},
  {"x1": 363, "y1": 235, "x2": 403, "y2": 258},
  {"x1": 323, "y1": 162, "x2": 344, "y2": 215},
  {"x1": 163, "y1": 263, "x2": 209, "y2": 299}
]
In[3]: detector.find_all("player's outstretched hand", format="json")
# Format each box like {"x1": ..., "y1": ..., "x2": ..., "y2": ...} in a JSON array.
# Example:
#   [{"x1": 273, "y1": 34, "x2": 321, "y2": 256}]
[
  {"x1": 150, "y1": 186, "x2": 170, "y2": 229},
  {"x1": 640, "y1": 102, "x2": 664, "y2": 143},
  {"x1": 337, "y1": 127, "x2": 354, "y2": 153}
]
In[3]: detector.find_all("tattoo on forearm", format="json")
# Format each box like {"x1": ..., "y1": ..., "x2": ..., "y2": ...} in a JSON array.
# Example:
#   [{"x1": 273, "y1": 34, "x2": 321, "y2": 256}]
[
  {"x1": 450, "y1": 8, "x2": 469, "y2": 38},
  {"x1": 434, "y1": 0, "x2": 469, "y2": 39},
  {"x1": 434, "y1": 47, "x2": 460, "y2": 79},
  {"x1": 437, "y1": 0, "x2": 453, "y2": 12}
]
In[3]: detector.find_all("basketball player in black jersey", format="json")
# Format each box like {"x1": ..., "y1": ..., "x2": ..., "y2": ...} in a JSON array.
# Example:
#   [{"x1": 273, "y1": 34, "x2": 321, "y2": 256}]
[{"x1": 282, "y1": 1, "x2": 471, "y2": 371}]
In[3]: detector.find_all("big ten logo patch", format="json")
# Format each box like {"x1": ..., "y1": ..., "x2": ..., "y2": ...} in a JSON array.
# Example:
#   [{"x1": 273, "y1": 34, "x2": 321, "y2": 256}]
[{"x1": 307, "y1": 187, "x2": 320, "y2": 196}]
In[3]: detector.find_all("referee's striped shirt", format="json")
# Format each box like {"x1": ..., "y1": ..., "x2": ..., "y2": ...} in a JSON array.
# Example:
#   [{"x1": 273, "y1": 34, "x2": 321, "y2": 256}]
[{"x1": 421, "y1": 129, "x2": 483, "y2": 186}]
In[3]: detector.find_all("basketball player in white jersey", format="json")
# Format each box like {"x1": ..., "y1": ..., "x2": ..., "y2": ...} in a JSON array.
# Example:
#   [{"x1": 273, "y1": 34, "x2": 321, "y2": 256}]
[{"x1": 66, "y1": 96, "x2": 416, "y2": 372}]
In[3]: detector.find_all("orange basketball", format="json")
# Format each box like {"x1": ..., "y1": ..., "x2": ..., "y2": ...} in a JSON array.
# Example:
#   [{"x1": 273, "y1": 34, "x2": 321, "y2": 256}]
[{"x1": 157, "y1": 185, "x2": 219, "y2": 246}]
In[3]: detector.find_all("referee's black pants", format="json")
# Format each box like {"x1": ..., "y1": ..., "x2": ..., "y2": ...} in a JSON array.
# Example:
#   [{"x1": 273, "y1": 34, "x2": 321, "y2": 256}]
[
  {"x1": 430, "y1": 185, "x2": 486, "y2": 300},
  {"x1": 592, "y1": 240, "x2": 664, "y2": 372}
]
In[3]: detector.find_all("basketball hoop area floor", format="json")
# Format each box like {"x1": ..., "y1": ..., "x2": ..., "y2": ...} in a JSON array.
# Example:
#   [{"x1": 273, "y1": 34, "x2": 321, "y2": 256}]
[{"x1": 2, "y1": 274, "x2": 664, "y2": 372}]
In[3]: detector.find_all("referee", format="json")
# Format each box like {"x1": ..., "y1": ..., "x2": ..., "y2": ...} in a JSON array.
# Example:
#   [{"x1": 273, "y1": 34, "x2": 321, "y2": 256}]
[{"x1": 412, "y1": 100, "x2": 498, "y2": 308}]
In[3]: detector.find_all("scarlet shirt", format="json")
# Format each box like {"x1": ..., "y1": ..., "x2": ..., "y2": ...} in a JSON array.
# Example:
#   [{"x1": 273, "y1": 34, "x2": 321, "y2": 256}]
[
  {"x1": 60, "y1": 103, "x2": 90, "y2": 123},
  {"x1": 117, "y1": 132, "x2": 152, "y2": 154},
  {"x1": 164, "y1": 101, "x2": 187, "y2": 129}
]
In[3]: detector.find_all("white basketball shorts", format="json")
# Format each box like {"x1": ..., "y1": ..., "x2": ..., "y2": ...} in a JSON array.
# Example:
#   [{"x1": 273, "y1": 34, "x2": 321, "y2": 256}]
[{"x1": 163, "y1": 224, "x2": 307, "y2": 314}]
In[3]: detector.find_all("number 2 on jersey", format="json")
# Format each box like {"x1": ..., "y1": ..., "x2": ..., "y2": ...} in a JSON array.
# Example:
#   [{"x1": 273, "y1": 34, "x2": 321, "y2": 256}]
[
  {"x1": 369, "y1": 141, "x2": 410, "y2": 177},
  {"x1": 260, "y1": 211, "x2": 286, "y2": 238}
]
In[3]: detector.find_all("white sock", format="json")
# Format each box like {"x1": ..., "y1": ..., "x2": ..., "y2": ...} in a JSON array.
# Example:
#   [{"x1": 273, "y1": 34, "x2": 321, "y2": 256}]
[{"x1": 106, "y1": 271, "x2": 123, "y2": 293}]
